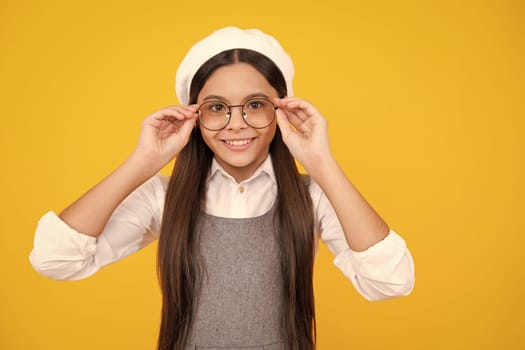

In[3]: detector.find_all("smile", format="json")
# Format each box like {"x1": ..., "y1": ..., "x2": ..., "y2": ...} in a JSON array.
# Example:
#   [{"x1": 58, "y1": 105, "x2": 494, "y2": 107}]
[{"x1": 223, "y1": 138, "x2": 255, "y2": 146}]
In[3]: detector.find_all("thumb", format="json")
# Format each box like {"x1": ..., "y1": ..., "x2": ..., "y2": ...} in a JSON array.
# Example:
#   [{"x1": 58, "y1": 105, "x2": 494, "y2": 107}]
[
  {"x1": 276, "y1": 109, "x2": 294, "y2": 143},
  {"x1": 178, "y1": 116, "x2": 197, "y2": 142}
]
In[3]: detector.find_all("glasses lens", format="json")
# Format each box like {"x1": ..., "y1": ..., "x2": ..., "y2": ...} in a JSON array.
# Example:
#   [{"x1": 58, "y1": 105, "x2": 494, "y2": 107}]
[
  {"x1": 243, "y1": 98, "x2": 276, "y2": 128},
  {"x1": 198, "y1": 101, "x2": 230, "y2": 130}
]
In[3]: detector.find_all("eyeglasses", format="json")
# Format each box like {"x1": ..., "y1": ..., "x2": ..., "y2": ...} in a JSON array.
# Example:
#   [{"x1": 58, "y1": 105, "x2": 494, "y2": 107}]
[{"x1": 197, "y1": 97, "x2": 277, "y2": 131}]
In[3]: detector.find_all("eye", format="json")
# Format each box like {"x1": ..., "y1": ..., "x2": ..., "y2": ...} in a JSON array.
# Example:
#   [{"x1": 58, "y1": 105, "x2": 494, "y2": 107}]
[
  {"x1": 246, "y1": 100, "x2": 266, "y2": 110},
  {"x1": 207, "y1": 102, "x2": 227, "y2": 113}
]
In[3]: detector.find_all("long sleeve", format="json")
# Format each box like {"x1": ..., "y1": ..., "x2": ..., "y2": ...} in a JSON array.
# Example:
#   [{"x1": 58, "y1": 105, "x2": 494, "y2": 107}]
[
  {"x1": 29, "y1": 174, "x2": 167, "y2": 280},
  {"x1": 310, "y1": 179, "x2": 415, "y2": 301}
]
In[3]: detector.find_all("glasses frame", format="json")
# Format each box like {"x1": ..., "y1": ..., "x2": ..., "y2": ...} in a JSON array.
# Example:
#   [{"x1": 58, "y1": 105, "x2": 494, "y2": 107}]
[{"x1": 196, "y1": 97, "x2": 278, "y2": 131}]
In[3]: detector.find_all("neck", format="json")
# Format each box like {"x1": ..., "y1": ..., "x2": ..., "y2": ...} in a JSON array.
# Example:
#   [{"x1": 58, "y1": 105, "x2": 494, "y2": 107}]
[{"x1": 214, "y1": 154, "x2": 270, "y2": 183}]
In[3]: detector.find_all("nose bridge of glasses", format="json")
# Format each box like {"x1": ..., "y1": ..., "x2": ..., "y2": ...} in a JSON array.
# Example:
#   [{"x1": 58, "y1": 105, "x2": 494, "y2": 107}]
[
  {"x1": 227, "y1": 104, "x2": 246, "y2": 118},
  {"x1": 226, "y1": 104, "x2": 248, "y2": 130}
]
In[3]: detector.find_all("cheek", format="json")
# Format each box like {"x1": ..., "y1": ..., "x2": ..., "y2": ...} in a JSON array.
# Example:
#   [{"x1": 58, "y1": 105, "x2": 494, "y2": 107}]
[
  {"x1": 261, "y1": 123, "x2": 277, "y2": 143},
  {"x1": 199, "y1": 126, "x2": 217, "y2": 150}
]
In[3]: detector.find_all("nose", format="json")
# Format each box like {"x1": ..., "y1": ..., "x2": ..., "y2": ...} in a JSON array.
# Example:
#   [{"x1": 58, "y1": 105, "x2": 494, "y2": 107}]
[{"x1": 226, "y1": 106, "x2": 247, "y2": 130}]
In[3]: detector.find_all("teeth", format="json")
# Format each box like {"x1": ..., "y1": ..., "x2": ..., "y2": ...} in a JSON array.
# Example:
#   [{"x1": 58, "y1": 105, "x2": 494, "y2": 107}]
[{"x1": 225, "y1": 139, "x2": 251, "y2": 146}]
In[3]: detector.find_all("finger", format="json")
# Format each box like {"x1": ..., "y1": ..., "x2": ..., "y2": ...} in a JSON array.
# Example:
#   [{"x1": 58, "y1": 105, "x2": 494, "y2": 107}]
[
  {"x1": 273, "y1": 97, "x2": 297, "y2": 113},
  {"x1": 156, "y1": 118, "x2": 180, "y2": 136},
  {"x1": 172, "y1": 104, "x2": 199, "y2": 117},
  {"x1": 276, "y1": 102, "x2": 306, "y2": 122},
  {"x1": 275, "y1": 109, "x2": 294, "y2": 141},
  {"x1": 273, "y1": 97, "x2": 287, "y2": 106},
  {"x1": 151, "y1": 104, "x2": 199, "y2": 121},
  {"x1": 279, "y1": 98, "x2": 320, "y2": 118},
  {"x1": 176, "y1": 115, "x2": 197, "y2": 141},
  {"x1": 279, "y1": 108, "x2": 305, "y2": 130},
  {"x1": 157, "y1": 115, "x2": 195, "y2": 140},
  {"x1": 274, "y1": 96, "x2": 308, "y2": 106},
  {"x1": 285, "y1": 99, "x2": 321, "y2": 120},
  {"x1": 151, "y1": 109, "x2": 192, "y2": 123},
  {"x1": 274, "y1": 99, "x2": 310, "y2": 121},
  {"x1": 164, "y1": 105, "x2": 198, "y2": 119},
  {"x1": 287, "y1": 107, "x2": 310, "y2": 122},
  {"x1": 145, "y1": 113, "x2": 193, "y2": 136},
  {"x1": 161, "y1": 104, "x2": 198, "y2": 111}
]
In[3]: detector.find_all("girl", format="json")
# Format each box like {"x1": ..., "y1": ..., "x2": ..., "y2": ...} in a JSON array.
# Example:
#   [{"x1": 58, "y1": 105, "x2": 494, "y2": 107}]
[{"x1": 30, "y1": 27, "x2": 415, "y2": 350}]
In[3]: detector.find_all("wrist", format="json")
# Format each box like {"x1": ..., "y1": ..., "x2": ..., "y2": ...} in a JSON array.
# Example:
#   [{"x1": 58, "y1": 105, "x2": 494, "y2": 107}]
[
  {"x1": 306, "y1": 153, "x2": 339, "y2": 182},
  {"x1": 125, "y1": 150, "x2": 164, "y2": 182}
]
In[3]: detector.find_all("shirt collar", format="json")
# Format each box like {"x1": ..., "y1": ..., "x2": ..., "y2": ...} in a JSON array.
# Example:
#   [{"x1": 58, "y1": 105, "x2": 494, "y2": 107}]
[{"x1": 209, "y1": 154, "x2": 276, "y2": 185}]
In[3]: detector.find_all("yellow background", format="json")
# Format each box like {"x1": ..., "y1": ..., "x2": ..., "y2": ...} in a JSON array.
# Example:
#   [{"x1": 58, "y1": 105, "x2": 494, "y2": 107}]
[{"x1": 1, "y1": 0, "x2": 523, "y2": 349}]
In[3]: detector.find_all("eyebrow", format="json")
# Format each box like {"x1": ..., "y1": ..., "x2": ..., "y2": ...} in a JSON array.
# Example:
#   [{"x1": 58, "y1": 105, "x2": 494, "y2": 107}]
[{"x1": 201, "y1": 92, "x2": 272, "y2": 103}]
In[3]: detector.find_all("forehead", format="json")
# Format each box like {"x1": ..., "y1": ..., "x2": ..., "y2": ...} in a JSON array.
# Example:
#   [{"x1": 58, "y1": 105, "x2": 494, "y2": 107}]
[{"x1": 197, "y1": 62, "x2": 277, "y2": 103}]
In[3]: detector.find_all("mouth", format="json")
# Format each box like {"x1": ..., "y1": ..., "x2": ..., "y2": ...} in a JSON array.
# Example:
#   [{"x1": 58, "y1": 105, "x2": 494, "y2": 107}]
[{"x1": 221, "y1": 137, "x2": 256, "y2": 150}]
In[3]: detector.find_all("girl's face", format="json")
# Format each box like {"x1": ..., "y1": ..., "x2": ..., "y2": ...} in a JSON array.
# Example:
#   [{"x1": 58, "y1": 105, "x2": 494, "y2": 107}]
[{"x1": 197, "y1": 62, "x2": 279, "y2": 182}]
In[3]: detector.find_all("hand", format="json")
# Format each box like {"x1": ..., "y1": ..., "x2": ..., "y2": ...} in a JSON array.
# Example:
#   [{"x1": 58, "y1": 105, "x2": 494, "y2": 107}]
[
  {"x1": 133, "y1": 105, "x2": 198, "y2": 170},
  {"x1": 274, "y1": 97, "x2": 332, "y2": 173}
]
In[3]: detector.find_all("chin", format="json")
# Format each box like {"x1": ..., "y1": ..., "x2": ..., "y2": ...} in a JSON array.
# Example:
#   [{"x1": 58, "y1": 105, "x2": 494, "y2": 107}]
[{"x1": 222, "y1": 156, "x2": 257, "y2": 169}]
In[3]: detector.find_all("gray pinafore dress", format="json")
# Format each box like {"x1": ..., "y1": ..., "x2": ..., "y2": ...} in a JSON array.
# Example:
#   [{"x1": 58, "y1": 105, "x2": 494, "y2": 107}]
[{"x1": 185, "y1": 206, "x2": 286, "y2": 349}]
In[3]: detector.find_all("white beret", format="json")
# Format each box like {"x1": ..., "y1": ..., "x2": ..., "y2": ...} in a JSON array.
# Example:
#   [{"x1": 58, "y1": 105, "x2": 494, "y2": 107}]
[{"x1": 175, "y1": 26, "x2": 294, "y2": 105}]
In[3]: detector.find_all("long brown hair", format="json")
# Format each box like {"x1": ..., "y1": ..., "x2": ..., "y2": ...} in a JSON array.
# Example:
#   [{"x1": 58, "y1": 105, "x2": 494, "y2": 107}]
[{"x1": 157, "y1": 49, "x2": 316, "y2": 350}]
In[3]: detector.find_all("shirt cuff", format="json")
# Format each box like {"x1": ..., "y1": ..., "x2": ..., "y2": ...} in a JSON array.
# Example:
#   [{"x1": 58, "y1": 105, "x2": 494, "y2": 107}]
[
  {"x1": 29, "y1": 211, "x2": 98, "y2": 280},
  {"x1": 333, "y1": 229, "x2": 415, "y2": 301}
]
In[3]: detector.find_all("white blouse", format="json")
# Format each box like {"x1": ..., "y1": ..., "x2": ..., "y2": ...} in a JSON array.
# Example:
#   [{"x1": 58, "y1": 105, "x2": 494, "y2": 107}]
[{"x1": 29, "y1": 156, "x2": 415, "y2": 301}]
